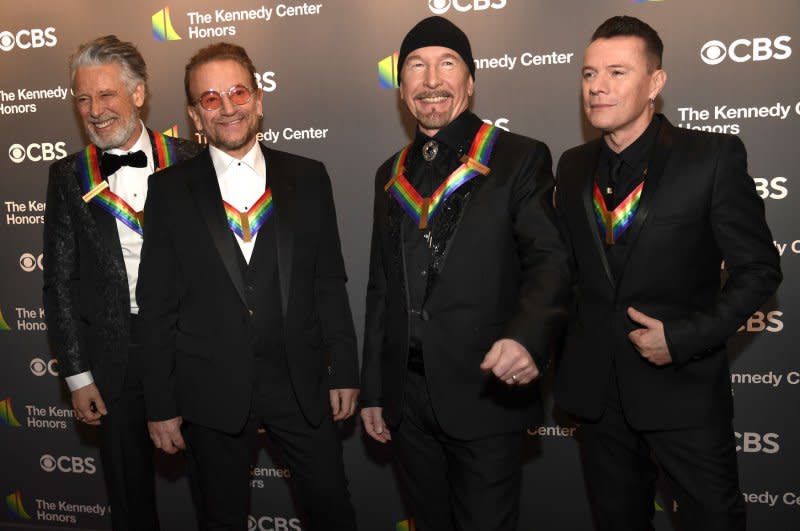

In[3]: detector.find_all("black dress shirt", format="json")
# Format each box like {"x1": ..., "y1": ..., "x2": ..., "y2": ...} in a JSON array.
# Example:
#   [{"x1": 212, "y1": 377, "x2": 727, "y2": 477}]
[{"x1": 595, "y1": 115, "x2": 662, "y2": 278}]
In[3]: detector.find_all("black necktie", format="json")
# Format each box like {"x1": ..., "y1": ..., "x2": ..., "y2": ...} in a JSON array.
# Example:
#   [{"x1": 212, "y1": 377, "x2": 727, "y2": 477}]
[
  {"x1": 100, "y1": 150, "x2": 147, "y2": 177},
  {"x1": 606, "y1": 155, "x2": 623, "y2": 206}
]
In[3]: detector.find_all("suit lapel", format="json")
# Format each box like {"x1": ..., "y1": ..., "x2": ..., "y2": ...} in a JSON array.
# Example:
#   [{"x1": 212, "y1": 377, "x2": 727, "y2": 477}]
[
  {"x1": 189, "y1": 150, "x2": 249, "y2": 308},
  {"x1": 614, "y1": 117, "x2": 675, "y2": 287},
  {"x1": 70, "y1": 155, "x2": 126, "y2": 271},
  {"x1": 262, "y1": 144, "x2": 293, "y2": 317},
  {"x1": 384, "y1": 189, "x2": 410, "y2": 311},
  {"x1": 88, "y1": 199, "x2": 126, "y2": 269},
  {"x1": 578, "y1": 140, "x2": 615, "y2": 288}
]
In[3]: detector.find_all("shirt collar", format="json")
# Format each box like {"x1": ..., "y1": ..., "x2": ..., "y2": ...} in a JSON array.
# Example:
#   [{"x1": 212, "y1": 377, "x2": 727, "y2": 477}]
[{"x1": 209, "y1": 141, "x2": 265, "y2": 178}]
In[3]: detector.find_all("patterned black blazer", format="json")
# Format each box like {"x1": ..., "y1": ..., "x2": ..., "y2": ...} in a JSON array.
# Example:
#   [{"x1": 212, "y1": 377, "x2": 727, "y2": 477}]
[{"x1": 42, "y1": 130, "x2": 202, "y2": 399}]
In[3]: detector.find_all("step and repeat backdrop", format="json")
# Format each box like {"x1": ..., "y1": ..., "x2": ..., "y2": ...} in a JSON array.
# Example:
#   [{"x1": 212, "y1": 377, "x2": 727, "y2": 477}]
[{"x1": 1, "y1": 0, "x2": 797, "y2": 529}]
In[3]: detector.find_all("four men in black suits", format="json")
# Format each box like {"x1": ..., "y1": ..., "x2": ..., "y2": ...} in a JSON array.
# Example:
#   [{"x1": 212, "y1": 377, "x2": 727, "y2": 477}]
[
  {"x1": 554, "y1": 16, "x2": 781, "y2": 531},
  {"x1": 137, "y1": 43, "x2": 359, "y2": 531},
  {"x1": 43, "y1": 35, "x2": 201, "y2": 530},
  {"x1": 360, "y1": 16, "x2": 570, "y2": 530},
  {"x1": 42, "y1": 14, "x2": 782, "y2": 531}
]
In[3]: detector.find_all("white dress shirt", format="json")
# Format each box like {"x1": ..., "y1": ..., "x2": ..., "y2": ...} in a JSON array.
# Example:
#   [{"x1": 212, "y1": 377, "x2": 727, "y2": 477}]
[{"x1": 210, "y1": 141, "x2": 267, "y2": 263}]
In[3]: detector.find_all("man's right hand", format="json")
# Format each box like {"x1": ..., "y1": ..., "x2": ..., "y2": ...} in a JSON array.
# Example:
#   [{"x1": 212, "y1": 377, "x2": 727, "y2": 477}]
[
  {"x1": 148, "y1": 417, "x2": 186, "y2": 454},
  {"x1": 361, "y1": 406, "x2": 391, "y2": 443},
  {"x1": 71, "y1": 384, "x2": 107, "y2": 426}
]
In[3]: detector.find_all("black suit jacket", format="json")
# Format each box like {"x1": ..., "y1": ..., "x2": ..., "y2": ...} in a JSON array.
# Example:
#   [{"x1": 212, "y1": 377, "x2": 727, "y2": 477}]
[
  {"x1": 137, "y1": 144, "x2": 358, "y2": 434},
  {"x1": 42, "y1": 131, "x2": 201, "y2": 398},
  {"x1": 362, "y1": 119, "x2": 571, "y2": 440},
  {"x1": 554, "y1": 116, "x2": 781, "y2": 430}
]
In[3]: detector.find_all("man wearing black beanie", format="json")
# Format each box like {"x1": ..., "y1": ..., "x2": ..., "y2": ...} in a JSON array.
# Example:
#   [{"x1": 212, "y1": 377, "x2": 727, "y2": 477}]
[{"x1": 361, "y1": 15, "x2": 571, "y2": 531}]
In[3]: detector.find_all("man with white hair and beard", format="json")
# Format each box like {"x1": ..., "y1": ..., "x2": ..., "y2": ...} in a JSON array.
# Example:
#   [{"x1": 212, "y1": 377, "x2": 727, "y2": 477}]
[{"x1": 43, "y1": 35, "x2": 200, "y2": 530}]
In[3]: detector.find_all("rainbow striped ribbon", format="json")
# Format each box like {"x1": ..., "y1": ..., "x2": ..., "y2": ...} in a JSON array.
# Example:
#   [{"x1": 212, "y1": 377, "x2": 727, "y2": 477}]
[
  {"x1": 79, "y1": 131, "x2": 175, "y2": 235},
  {"x1": 592, "y1": 180, "x2": 645, "y2": 245},
  {"x1": 223, "y1": 188, "x2": 274, "y2": 242},
  {"x1": 384, "y1": 123, "x2": 500, "y2": 229}
]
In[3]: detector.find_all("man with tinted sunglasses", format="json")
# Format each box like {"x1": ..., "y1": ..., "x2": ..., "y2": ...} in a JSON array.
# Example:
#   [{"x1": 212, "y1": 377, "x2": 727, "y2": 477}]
[{"x1": 138, "y1": 42, "x2": 359, "y2": 530}]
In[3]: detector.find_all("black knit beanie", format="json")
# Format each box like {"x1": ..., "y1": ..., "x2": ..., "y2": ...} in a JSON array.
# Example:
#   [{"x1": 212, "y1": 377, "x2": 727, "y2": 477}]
[{"x1": 398, "y1": 16, "x2": 475, "y2": 83}]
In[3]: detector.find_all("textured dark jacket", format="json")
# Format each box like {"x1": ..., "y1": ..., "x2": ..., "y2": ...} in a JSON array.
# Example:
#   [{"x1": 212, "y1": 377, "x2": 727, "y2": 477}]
[{"x1": 42, "y1": 131, "x2": 202, "y2": 399}]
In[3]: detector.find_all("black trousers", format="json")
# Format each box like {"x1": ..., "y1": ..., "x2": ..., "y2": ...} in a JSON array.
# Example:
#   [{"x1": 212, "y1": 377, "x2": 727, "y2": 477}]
[
  {"x1": 393, "y1": 369, "x2": 524, "y2": 531},
  {"x1": 183, "y1": 379, "x2": 356, "y2": 531},
  {"x1": 577, "y1": 368, "x2": 746, "y2": 531},
  {"x1": 97, "y1": 315, "x2": 160, "y2": 531}
]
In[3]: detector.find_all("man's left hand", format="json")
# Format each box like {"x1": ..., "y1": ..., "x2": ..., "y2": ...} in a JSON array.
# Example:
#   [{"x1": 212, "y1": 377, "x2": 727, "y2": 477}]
[
  {"x1": 330, "y1": 388, "x2": 359, "y2": 421},
  {"x1": 627, "y1": 306, "x2": 673, "y2": 366},
  {"x1": 480, "y1": 338, "x2": 540, "y2": 385}
]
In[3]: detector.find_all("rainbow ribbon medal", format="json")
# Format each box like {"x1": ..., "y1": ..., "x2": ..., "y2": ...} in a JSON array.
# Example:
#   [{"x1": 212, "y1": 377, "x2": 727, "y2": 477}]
[
  {"x1": 384, "y1": 123, "x2": 500, "y2": 229},
  {"x1": 80, "y1": 131, "x2": 175, "y2": 235},
  {"x1": 223, "y1": 188, "x2": 274, "y2": 242},
  {"x1": 592, "y1": 178, "x2": 645, "y2": 245}
]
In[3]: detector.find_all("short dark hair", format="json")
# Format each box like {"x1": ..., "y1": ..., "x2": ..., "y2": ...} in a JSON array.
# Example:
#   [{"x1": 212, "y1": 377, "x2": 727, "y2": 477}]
[
  {"x1": 591, "y1": 16, "x2": 663, "y2": 70},
  {"x1": 184, "y1": 42, "x2": 257, "y2": 104},
  {"x1": 70, "y1": 35, "x2": 147, "y2": 94}
]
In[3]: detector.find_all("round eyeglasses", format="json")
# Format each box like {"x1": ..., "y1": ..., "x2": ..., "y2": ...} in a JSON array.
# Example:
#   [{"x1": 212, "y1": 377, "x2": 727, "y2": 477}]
[{"x1": 194, "y1": 84, "x2": 254, "y2": 111}]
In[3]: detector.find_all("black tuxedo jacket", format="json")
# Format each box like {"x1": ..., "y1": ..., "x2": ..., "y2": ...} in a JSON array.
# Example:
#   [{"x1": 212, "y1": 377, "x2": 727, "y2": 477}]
[
  {"x1": 362, "y1": 120, "x2": 571, "y2": 440},
  {"x1": 43, "y1": 131, "x2": 201, "y2": 398},
  {"x1": 554, "y1": 116, "x2": 781, "y2": 430},
  {"x1": 137, "y1": 144, "x2": 358, "y2": 434}
]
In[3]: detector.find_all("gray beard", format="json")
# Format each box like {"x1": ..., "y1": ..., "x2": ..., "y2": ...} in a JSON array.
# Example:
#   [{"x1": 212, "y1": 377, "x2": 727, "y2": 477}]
[{"x1": 87, "y1": 116, "x2": 139, "y2": 150}]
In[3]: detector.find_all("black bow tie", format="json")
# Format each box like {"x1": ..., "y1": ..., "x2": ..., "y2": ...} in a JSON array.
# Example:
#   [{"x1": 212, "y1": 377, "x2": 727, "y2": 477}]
[{"x1": 100, "y1": 150, "x2": 147, "y2": 177}]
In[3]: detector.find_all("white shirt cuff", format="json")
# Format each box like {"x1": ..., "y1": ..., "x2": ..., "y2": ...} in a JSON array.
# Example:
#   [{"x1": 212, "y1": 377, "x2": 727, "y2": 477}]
[{"x1": 65, "y1": 371, "x2": 94, "y2": 391}]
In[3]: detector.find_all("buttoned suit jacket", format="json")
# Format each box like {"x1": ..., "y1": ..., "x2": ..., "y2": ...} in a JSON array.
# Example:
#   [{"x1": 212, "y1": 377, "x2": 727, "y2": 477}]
[
  {"x1": 554, "y1": 116, "x2": 781, "y2": 430},
  {"x1": 42, "y1": 130, "x2": 201, "y2": 399},
  {"x1": 361, "y1": 117, "x2": 571, "y2": 440},
  {"x1": 137, "y1": 144, "x2": 359, "y2": 434}
]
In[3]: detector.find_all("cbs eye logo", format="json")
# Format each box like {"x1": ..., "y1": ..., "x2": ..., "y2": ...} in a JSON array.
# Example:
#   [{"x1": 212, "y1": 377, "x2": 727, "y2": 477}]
[
  {"x1": 19, "y1": 253, "x2": 43, "y2": 272},
  {"x1": 39, "y1": 454, "x2": 57, "y2": 471},
  {"x1": 8, "y1": 144, "x2": 25, "y2": 163},
  {"x1": 30, "y1": 357, "x2": 58, "y2": 376}
]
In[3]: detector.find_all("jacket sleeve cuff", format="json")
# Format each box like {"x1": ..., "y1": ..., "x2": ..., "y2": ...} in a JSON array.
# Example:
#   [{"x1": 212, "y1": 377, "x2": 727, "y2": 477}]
[{"x1": 664, "y1": 320, "x2": 700, "y2": 367}]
